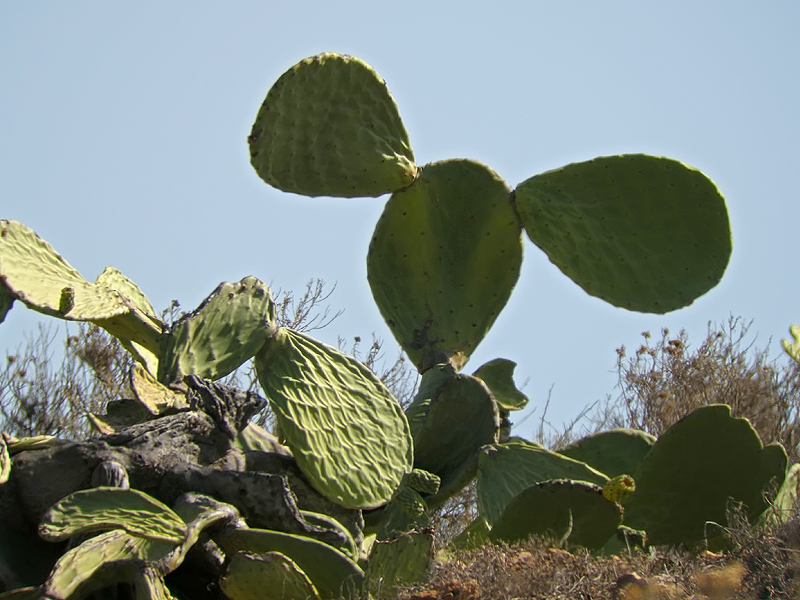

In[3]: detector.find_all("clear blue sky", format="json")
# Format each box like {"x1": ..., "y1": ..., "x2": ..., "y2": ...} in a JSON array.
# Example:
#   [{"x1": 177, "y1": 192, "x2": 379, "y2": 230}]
[{"x1": 2, "y1": 3, "x2": 799, "y2": 436}]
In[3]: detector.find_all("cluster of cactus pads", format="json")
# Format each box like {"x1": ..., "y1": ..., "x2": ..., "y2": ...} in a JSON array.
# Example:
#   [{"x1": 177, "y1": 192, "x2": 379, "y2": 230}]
[{"x1": 0, "y1": 52, "x2": 793, "y2": 599}]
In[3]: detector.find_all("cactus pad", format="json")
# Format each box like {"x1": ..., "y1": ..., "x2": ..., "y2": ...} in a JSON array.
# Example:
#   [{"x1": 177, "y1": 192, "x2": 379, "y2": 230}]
[
  {"x1": 365, "y1": 532, "x2": 434, "y2": 599},
  {"x1": 39, "y1": 488, "x2": 187, "y2": 544},
  {"x1": 515, "y1": 155, "x2": 731, "y2": 313},
  {"x1": 220, "y1": 551, "x2": 320, "y2": 600},
  {"x1": 158, "y1": 276, "x2": 277, "y2": 384},
  {"x1": 557, "y1": 428, "x2": 656, "y2": 478},
  {"x1": 623, "y1": 404, "x2": 787, "y2": 545},
  {"x1": 249, "y1": 52, "x2": 416, "y2": 198},
  {"x1": 489, "y1": 480, "x2": 623, "y2": 550},
  {"x1": 472, "y1": 358, "x2": 529, "y2": 411},
  {"x1": 0, "y1": 219, "x2": 162, "y2": 353},
  {"x1": 217, "y1": 528, "x2": 364, "y2": 600},
  {"x1": 477, "y1": 438, "x2": 608, "y2": 526},
  {"x1": 44, "y1": 529, "x2": 176, "y2": 600},
  {"x1": 255, "y1": 327, "x2": 412, "y2": 509},
  {"x1": 368, "y1": 159, "x2": 522, "y2": 371},
  {"x1": 783, "y1": 324, "x2": 800, "y2": 364},
  {"x1": 410, "y1": 374, "x2": 500, "y2": 504}
]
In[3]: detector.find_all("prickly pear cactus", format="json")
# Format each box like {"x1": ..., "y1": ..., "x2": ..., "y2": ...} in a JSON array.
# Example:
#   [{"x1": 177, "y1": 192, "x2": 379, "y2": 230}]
[
  {"x1": 477, "y1": 438, "x2": 608, "y2": 527},
  {"x1": 254, "y1": 327, "x2": 413, "y2": 509},
  {"x1": 783, "y1": 324, "x2": 800, "y2": 364},
  {"x1": 216, "y1": 528, "x2": 364, "y2": 600},
  {"x1": 514, "y1": 155, "x2": 731, "y2": 313},
  {"x1": 365, "y1": 531, "x2": 434, "y2": 599},
  {"x1": 220, "y1": 551, "x2": 321, "y2": 600},
  {"x1": 367, "y1": 159, "x2": 522, "y2": 372},
  {"x1": 0, "y1": 219, "x2": 162, "y2": 354},
  {"x1": 623, "y1": 404, "x2": 788, "y2": 545},
  {"x1": 158, "y1": 276, "x2": 277, "y2": 384},
  {"x1": 557, "y1": 428, "x2": 656, "y2": 479},
  {"x1": 249, "y1": 52, "x2": 417, "y2": 198},
  {"x1": 472, "y1": 358, "x2": 529, "y2": 412},
  {"x1": 409, "y1": 373, "x2": 500, "y2": 505},
  {"x1": 489, "y1": 479, "x2": 623, "y2": 550}
]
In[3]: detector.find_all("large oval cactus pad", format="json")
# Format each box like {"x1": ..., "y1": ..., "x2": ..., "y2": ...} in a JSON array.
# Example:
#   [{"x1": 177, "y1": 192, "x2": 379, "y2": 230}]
[
  {"x1": 477, "y1": 438, "x2": 608, "y2": 526},
  {"x1": 368, "y1": 159, "x2": 522, "y2": 372},
  {"x1": 624, "y1": 405, "x2": 785, "y2": 545},
  {"x1": 249, "y1": 53, "x2": 416, "y2": 198},
  {"x1": 515, "y1": 155, "x2": 731, "y2": 313},
  {"x1": 489, "y1": 480, "x2": 622, "y2": 550},
  {"x1": 255, "y1": 328, "x2": 413, "y2": 509},
  {"x1": 158, "y1": 276, "x2": 277, "y2": 384}
]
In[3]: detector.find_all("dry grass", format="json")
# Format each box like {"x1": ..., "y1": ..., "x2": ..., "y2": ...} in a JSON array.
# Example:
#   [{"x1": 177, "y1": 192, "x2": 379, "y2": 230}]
[{"x1": 395, "y1": 508, "x2": 800, "y2": 599}]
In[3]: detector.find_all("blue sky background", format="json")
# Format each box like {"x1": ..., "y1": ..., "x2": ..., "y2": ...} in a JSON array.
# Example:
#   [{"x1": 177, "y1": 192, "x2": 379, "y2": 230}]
[{"x1": 2, "y1": 3, "x2": 799, "y2": 437}]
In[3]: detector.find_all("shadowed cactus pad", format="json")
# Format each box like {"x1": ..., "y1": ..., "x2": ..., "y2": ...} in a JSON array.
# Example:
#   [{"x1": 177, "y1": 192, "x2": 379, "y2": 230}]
[
  {"x1": 249, "y1": 53, "x2": 416, "y2": 198},
  {"x1": 489, "y1": 480, "x2": 623, "y2": 550},
  {"x1": 623, "y1": 404, "x2": 788, "y2": 545},
  {"x1": 515, "y1": 155, "x2": 731, "y2": 313},
  {"x1": 368, "y1": 159, "x2": 522, "y2": 372},
  {"x1": 220, "y1": 551, "x2": 321, "y2": 600},
  {"x1": 557, "y1": 428, "x2": 656, "y2": 479},
  {"x1": 477, "y1": 438, "x2": 608, "y2": 527},
  {"x1": 217, "y1": 528, "x2": 364, "y2": 600},
  {"x1": 472, "y1": 358, "x2": 529, "y2": 411},
  {"x1": 255, "y1": 328, "x2": 413, "y2": 509}
]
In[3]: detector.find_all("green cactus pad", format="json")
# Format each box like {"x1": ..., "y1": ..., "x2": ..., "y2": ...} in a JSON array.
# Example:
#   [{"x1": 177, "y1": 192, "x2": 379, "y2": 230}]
[
  {"x1": 365, "y1": 531, "x2": 434, "y2": 599},
  {"x1": 472, "y1": 358, "x2": 529, "y2": 411},
  {"x1": 254, "y1": 327, "x2": 412, "y2": 509},
  {"x1": 0, "y1": 220, "x2": 162, "y2": 353},
  {"x1": 624, "y1": 404, "x2": 786, "y2": 545},
  {"x1": 44, "y1": 529, "x2": 175, "y2": 600},
  {"x1": 515, "y1": 155, "x2": 731, "y2": 313},
  {"x1": 410, "y1": 374, "x2": 499, "y2": 505},
  {"x1": 130, "y1": 363, "x2": 187, "y2": 415},
  {"x1": 782, "y1": 324, "x2": 800, "y2": 364},
  {"x1": 404, "y1": 469, "x2": 442, "y2": 496},
  {"x1": 216, "y1": 528, "x2": 364, "y2": 600},
  {"x1": 158, "y1": 276, "x2": 277, "y2": 384},
  {"x1": 220, "y1": 551, "x2": 320, "y2": 600},
  {"x1": 477, "y1": 438, "x2": 608, "y2": 526},
  {"x1": 39, "y1": 488, "x2": 187, "y2": 544},
  {"x1": 368, "y1": 159, "x2": 522, "y2": 372},
  {"x1": 249, "y1": 52, "x2": 416, "y2": 198},
  {"x1": 404, "y1": 363, "x2": 458, "y2": 438},
  {"x1": 299, "y1": 510, "x2": 358, "y2": 561},
  {"x1": 489, "y1": 480, "x2": 623, "y2": 550},
  {"x1": 557, "y1": 429, "x2": 656, "y2": 478}
]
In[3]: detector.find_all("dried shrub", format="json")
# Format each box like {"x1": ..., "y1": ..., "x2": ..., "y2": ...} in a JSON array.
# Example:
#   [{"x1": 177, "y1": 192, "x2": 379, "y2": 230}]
[{"x1": 587, "y1": 316, "x2": 800, "y2": 463}]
